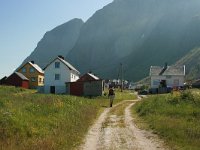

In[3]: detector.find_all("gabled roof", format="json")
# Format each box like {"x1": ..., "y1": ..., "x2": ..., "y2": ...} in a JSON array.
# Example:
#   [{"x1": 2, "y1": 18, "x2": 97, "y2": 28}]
[
  {"x1": 14, "y1": 72, "x2": 29, "y2": 80},
  {"x1": 28, "y1": 62, "x2": 44, "y2": 74},
  {"x1": 150, "y1": 65, "x2": 185, "y2": 76},
  {"x1": 44, "y1": 57, "x2": 80, "y2": 74},
  {"x1": 87, "y1": 73, "x2": 100, "y2": 80},
  {"x1": 77, "y1": 73, "x2": 101, "y2": 82},
  {"x1": 18, "y1": 61, "x2": 44, "y2": 74}
]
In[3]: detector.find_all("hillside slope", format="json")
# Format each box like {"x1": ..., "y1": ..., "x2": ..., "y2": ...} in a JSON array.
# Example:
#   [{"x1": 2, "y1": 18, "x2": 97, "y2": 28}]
[
  {"x1": 175, "y1": 47, "x2": 200, "y2": 80},
  {"x1": 21, "y1": 18, "x2": 84, "y2": 69},
  {"x1": 20, "y1": 0, "x2": 200, "y2": 81},
  {"x1": 66, "y1": 0, "x2": 200, "y2": 81}
]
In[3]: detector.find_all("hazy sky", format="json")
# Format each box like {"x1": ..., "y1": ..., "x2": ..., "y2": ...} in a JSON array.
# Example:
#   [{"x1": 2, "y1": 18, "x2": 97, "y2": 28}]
[{"x1": 0, "y1": 0, "x2": 113, "y2": 78}]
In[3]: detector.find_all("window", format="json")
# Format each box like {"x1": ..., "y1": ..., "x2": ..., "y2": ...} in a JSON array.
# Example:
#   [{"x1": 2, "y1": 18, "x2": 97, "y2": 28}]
[
  {"x1": 153, "y1": 80, "x2": 160, "y2": 86},
  {"x1": 39, "y1": 78, "x2": 42, "y2": 83},
  {"x1": 55, "y1": 62, "x2": 60, "y2": 68},
  {"x1": 22, "y1": 68, "x2": 26, "y2": 73},
  {"x1": 29, "y1": 67, "x2": 35, "y2": 73},
  {"x1": 31, "y1": 77, "x2": 36, "y2": 82},
  {"x1": 55, "y1": 74, "x2": 60, "y2": 80}
]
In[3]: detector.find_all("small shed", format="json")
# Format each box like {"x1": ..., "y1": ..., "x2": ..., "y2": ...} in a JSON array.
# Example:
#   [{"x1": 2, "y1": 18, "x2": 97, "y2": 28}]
[
  {"x1": 67, "y1": 73, "x2": 104, "y2": 96},
  {"x1": 5, "y1": 72, "x2": 29, "y2": 89}
]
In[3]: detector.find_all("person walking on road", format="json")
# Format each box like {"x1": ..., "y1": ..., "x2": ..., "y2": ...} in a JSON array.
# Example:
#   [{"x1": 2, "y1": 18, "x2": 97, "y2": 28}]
[{"x1": 108, "y1": 87, "x2": 115, "y2": 107}]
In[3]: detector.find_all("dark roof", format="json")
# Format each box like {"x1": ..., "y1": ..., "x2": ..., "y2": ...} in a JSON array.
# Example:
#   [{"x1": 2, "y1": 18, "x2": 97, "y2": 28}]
[
  {"x1": 14, "y1": 72, "x2": 29, "y2": 80},
  {"x1": 44, "y1": 57, "x2": 80, "y2": 74},
  {"x1": 77, "y1": 73, "x2": 101, "y2": 82},
  {"x1": 0, "y1": 76, "x2": 7, "y2": 81},
  {"x1": 150, "y1": 66, "x2": 185, "y2": 76}
]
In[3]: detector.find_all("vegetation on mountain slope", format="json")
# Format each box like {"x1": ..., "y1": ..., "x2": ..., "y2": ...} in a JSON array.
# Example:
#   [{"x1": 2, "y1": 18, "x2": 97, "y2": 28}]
[{"x1": 175, "y1": 47, "x2": 200, "y2": 80}]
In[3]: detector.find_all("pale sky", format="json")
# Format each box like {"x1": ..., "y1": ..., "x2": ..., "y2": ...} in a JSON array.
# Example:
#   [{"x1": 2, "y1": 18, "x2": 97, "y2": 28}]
[{"x1": 0, "y1": 0, "x2": 113, "y2": 78}]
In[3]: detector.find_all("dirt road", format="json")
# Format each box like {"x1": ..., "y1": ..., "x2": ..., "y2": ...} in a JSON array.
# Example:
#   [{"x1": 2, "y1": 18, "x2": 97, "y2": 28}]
[{"x1": 79, "y1": 100, "x2": 167, "y2": 150}]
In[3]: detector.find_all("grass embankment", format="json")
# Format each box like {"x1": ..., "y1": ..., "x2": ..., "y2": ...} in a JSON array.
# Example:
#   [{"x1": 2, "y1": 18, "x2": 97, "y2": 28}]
[
  {"x1": 0, "y1": 86, "x2": 134, "y2": 150},
  {"x1": 132, "y1": 90, "x2": 200, "y2": 150}
]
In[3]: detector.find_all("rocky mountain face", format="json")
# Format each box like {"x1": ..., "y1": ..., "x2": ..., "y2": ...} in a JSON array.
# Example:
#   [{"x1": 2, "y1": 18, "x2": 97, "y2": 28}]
[
  {"x1": 21, "y1": 0, "x2": 200, "y2": 81},
  {"x1": 21, "y1": 18, "x2": 84, "y2": 69}
]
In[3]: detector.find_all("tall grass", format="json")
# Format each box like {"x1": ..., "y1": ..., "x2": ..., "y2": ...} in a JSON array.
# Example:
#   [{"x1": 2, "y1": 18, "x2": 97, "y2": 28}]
[
  {"x1": 0, "y1": 86, "x2": 135, "y2": 150},
  {"x1": 133, "y1": 90, "x2": 200, "y2": 150}
]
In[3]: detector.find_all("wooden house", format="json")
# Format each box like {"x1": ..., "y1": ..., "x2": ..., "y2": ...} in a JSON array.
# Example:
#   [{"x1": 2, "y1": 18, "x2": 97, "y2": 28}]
[
  {"x1": 0, "y1": 76, "x2": 7, "y2": 85},
  {"x1": 44, "y1": 56, "x2": 80, "y2": 94},
  {"x1": 17, "y1": 61, "x2": 44, "y2": 89},
  {"x1": 5, "y1": 72, "x2": 29, "y2": 88}
]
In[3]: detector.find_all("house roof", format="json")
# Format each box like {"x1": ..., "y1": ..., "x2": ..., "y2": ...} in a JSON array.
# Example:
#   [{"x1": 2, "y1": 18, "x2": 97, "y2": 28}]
[
  {"x1": 150, "y1": 65, "x2": 185, "y2": 76},
  {"x1": 14, "y1": 72, "x2": 29, "y2": 80},
  {"x1": 44, "y1": 56, "x2": 80, "y2": 74},
  {"x1": 87, "y1": 73, "x2": 100, "y2": 80},
  {"x1": 0, "y1": 76, "x2": 7, "y2": 81},
  {"x1": 76, "y1": 73, "x2": 101, "y2": 82},
  {"x1": 28, "y1": 62, "x2": 44, "y2": 74}
]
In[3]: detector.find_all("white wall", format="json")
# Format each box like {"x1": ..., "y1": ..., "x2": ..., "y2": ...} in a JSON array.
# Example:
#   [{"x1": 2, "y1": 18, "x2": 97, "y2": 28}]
[
  {"x1": 151, "y1": 75, "x2": 185, "y2": 89},
  {"x1": 44, "y1": 58, "x2": 79, "y2": 94}
]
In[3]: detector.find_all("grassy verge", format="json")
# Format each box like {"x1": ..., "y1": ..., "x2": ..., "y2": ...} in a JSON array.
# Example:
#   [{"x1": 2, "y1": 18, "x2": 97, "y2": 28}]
[
  {"x1": 132, "y1": 90, "x2": 200, "y2": 150},
  {"x1": 0, "y1": 86, "x2": 134, "y2": 150}
]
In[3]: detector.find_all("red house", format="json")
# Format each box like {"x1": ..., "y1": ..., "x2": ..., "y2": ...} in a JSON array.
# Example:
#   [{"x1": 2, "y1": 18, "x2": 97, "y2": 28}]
[
  {"x1": 5, "y1": 72, "x2": 29, "y2": 89},
  {"x1": 0, "y1": 76, "x2": 7, "y2": 85}
]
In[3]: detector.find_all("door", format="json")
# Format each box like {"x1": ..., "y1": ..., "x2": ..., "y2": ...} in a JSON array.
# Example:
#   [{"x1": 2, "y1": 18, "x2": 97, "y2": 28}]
[{"x1": 50, "y1": 86, "x2": 55, "y2": 94}]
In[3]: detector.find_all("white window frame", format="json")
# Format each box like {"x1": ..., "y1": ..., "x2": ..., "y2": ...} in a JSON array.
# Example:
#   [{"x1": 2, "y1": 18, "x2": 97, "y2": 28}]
[
  {"x1": 55, "y1": 62, "x2": 60, "y2": 68},
  {"x1": 55, "y1": 74, "x2": 60, "y2": 80}
]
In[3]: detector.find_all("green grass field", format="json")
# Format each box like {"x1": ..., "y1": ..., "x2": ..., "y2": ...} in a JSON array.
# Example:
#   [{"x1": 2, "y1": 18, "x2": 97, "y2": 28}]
[
  {"x1": 0, "y1": 86, "x2": 135, "y2": 150},
  {"x1": 132, "y1": 90, "x2": 200, "y2": 150}
]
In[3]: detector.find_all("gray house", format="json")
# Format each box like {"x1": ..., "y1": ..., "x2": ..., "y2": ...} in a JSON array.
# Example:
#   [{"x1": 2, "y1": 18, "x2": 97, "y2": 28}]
[{"x1": 150, "y1": 64, "x2": 185, "y2": 93}]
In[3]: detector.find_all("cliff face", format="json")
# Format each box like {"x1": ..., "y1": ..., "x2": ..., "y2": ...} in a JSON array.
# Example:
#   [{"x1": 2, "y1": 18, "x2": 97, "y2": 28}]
[
  {"x1": 21, "y1": 0, "x2": 200, "y2": 81},
  {"x1": 66, "y1": 0, "x2": 200, "y2": 80},
  {"x1": 21, "y1": 18, "x2": 84, "y2": 68}
]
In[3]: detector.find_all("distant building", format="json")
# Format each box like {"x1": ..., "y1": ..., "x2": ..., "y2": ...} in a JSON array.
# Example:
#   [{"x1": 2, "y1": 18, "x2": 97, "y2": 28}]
[
  {"x1": 44, "y1": 56, "x2": 80, "y2": 94},
  {"x1": 67, "y1": 73, "x2": 104, "y2": 96},
  {"x1": 4, "y1": 72, "x2": 29, "y2": 89},
  {"x1": 17, "y1": 61, "x2": 44, "y2": 89},
  {"x1": 150, "y1": 64, "x2": 185, "y2": 93}
]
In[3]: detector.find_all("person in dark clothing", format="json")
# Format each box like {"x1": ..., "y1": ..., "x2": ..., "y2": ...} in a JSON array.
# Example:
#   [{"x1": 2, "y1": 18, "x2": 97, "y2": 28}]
[{"x1": 108, "y1": 87, "x2": 115, "y2": 107}]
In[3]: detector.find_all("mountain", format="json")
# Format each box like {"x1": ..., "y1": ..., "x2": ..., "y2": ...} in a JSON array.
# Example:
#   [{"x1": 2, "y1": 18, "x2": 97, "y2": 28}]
[
  {"x1": 21, "y1": 18, "x2": 84, "y2": 68},
  {"x1": 21, "y1": 0, "x2": 200, "y2": 81},
  {"x1": 175, "y1": 47, "x2": 200, "y2": 80},
  {"x1": 66, "y1": 0, "x2": 200, "y2": 81}
]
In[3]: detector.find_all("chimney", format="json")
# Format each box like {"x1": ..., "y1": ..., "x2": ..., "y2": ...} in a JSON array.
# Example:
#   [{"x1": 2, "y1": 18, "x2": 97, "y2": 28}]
[
  {"x1": 31, "y1": 61, "x2": 34, "y2": 64},
  {"x1": 58, "y1": 55, "x2": 64, "y2": 60},
  {"x1": 159, "y1": 62, "x2": 168, "y2": 75},
  {"x1": 164, "y1": 62, "x2": 168, "y2": 69}
]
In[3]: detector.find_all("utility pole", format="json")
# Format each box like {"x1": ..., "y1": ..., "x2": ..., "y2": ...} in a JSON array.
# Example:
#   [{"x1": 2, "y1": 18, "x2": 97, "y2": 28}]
[{"x1": 120, "y1": 63, "x2": 123, "y2": 92}]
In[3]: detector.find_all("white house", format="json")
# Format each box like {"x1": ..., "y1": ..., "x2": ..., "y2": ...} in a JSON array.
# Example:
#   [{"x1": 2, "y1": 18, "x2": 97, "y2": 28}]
[
  {"x1": 44, "y1": 56, "x2": 80, "y2": 94},
  {"x1": 150, "y1": 64, "x2": 185, "y2": 89}
]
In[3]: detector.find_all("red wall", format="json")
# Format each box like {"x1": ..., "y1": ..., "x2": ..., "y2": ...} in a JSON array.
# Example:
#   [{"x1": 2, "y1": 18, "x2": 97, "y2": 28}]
[{"x1": 70, "y1": 82, "x2": 84, "y2": 96}]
